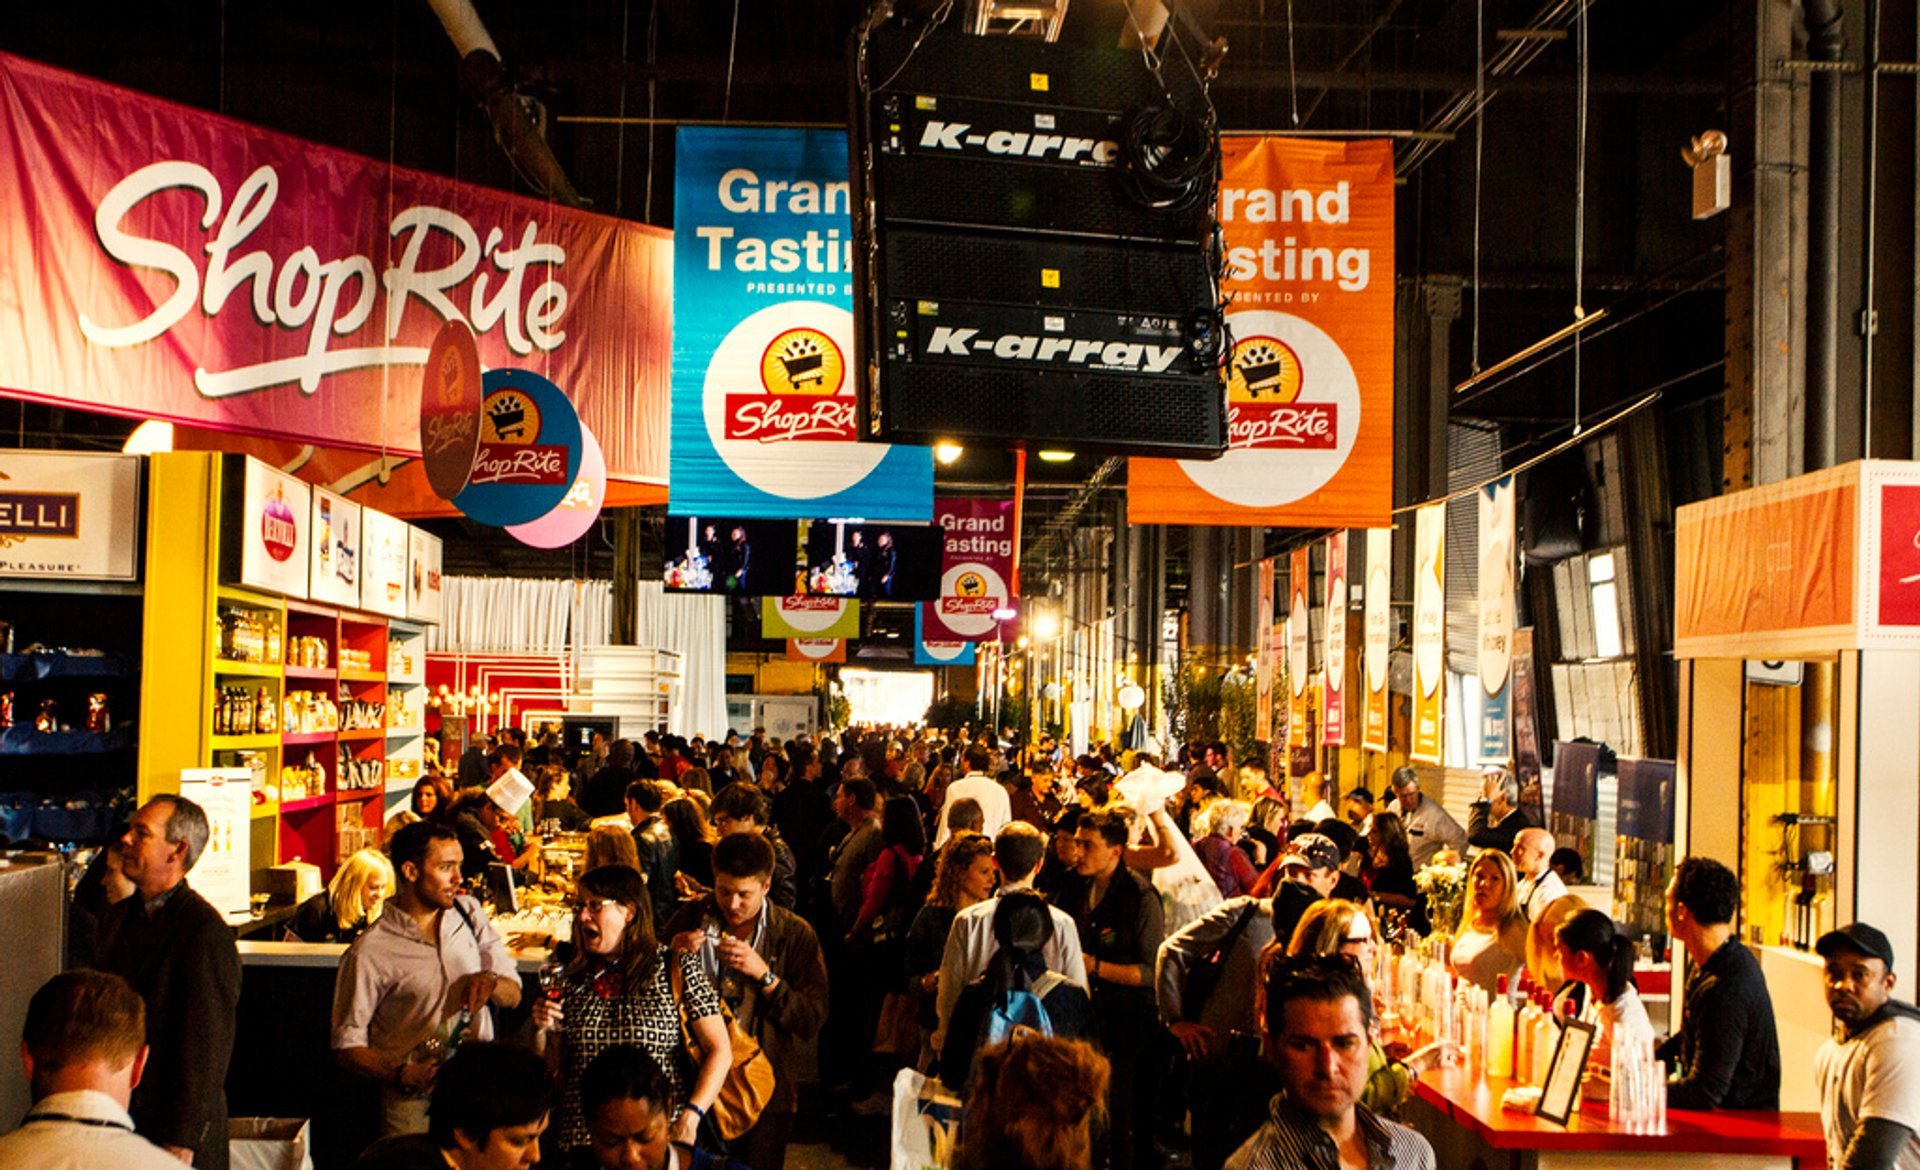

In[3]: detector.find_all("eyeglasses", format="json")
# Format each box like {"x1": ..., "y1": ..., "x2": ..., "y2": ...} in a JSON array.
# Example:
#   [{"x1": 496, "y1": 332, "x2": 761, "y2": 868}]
[{"x1": 575, "y1": 898, "x2": 622, "y2": 915}]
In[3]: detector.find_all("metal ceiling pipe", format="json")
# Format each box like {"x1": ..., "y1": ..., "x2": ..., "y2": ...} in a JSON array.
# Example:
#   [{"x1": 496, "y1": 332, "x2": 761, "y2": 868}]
[
  {"x1": 424, "y1": 0, "x2": 588, "y2": 208},
  {"x1": 1803, "y1": 0, "x2": 1845, "y2": 468}
]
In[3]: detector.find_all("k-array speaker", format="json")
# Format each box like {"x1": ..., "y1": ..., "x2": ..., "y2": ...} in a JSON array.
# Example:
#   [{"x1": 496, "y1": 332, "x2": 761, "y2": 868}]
[{"x1": 848, "y1": 16, "x2": 1228, "y2": 458}]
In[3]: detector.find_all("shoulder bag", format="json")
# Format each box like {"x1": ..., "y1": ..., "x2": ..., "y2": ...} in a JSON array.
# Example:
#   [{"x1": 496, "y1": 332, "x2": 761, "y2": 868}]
[{"x1": 669, "y1": 954, "x2": 777, "y2": 1140}]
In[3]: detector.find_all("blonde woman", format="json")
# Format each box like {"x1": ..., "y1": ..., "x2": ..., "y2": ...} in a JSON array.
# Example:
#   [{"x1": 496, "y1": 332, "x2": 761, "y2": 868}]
[
  {"x1": 288, "y1": 848, "x2": 393, "y2": 944},
  {"x1": 1448, "y1": 850, "x2": 1529, "y2": 993}
]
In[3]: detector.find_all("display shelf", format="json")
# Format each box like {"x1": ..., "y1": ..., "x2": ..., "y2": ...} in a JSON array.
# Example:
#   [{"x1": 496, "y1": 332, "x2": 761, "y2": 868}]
[
  {"x1": 282, "y1": 730, "x2": 336, "y2": 746},
  {"x1": 280, "y1": 793, "x2": 331, "y2": 814},
  {"x1": 0, "y1": 726, "x2": 138, "y2": 755},
  {"x1": 212, "y1": 659, "x2": 280, "y2": 679},
  {"x1": 337, "y1": 728, "x2": 382, "y2": 743},
  {"x1": 251, "y1": 801, "x2": 279, "y2": 820},
  {"x1": 339, "y1": 668, "x2": 384, "y2": 683},
  {"x1": 385, "y1": 725, "x2": 425, "y2": 738},
  {"x1": 211, "y1": 733, "x2": 280, "y2": 752},
  {"x1": 283, "y1": 665, "x2": 331, "y2": 682},
  {"x1": 1, "y1": 650, "x2": 138, "y2": 681},
  {"x1": 336, "y1": 787, "x2": 382, "y2": 804}
]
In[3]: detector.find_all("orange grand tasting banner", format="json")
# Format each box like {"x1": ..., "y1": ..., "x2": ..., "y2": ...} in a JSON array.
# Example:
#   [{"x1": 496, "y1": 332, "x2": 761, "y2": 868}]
[{"x1": 1129, "y1": 137, "x2": 1394, "y2": 526}]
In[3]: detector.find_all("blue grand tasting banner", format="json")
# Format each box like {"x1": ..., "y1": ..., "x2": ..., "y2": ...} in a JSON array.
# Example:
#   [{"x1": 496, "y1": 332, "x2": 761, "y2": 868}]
[{"x1": 670, "y1": 127, "x2": 932, "y2": 521}]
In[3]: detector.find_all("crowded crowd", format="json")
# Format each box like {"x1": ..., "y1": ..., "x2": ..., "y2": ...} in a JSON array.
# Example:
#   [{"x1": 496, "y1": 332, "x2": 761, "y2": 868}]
[{"x1": 6, "y1": 721, "x2": 1915, "y2": 1170}]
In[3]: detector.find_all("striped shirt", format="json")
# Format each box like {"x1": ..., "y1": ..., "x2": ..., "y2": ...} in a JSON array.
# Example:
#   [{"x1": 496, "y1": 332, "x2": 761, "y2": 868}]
[{"x1": 1225, "y1": 1093, "x2": 1435, "y2": 1170}]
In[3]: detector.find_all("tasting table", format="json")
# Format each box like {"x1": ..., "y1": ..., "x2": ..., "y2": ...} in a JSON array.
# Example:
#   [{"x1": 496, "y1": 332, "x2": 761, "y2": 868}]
[
  {"x1": 1406, "y1": 1062, "x2": 1827, "y2": 1170},
  {"x1": 228, "y1": 936, "x2": 554, "y2": 1169}
]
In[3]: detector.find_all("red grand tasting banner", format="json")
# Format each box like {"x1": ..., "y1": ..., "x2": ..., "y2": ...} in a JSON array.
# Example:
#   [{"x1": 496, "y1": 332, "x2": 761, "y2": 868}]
[
  {"x1": 920, "y1": 497, "x2": 1018, "y2": 643},
  {"x1": 1129, "y1": 137, "x2": 1394, "y2": 527},
  {"x1": 0, "y1": 53, "x2": 672, "y2": 486}
]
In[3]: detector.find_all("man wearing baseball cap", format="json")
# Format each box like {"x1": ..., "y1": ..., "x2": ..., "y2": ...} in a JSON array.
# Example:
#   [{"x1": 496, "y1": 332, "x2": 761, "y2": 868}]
[
  {"x1": 1815, "y1": 922, "x2": 1920, "y2": 1170},
  {"x1": 1156, "y1": 832, "x2": 1341, "y2": 1170}
]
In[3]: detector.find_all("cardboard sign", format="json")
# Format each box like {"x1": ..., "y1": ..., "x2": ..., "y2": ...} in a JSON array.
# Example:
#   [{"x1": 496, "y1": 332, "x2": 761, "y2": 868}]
[
  {"x1": 1411, "y1": 502, "x2": 1446, "y2": 764},
  {"x1": 1362, "y1": 527, "x2": 1391, "y2": 752}
]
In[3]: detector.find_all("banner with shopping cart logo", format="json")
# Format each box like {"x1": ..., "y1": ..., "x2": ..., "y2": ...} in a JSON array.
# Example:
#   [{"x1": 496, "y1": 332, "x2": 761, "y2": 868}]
[
  {"x1": 1129, "y1": 136, "x2": 1393, "y2": 527},
  {"x1": 670, "y1": 127, "x2": 931, "y2": 521}
]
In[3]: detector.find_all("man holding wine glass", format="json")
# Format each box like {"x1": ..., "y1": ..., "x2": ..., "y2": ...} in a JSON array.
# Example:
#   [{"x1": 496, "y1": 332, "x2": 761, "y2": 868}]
[
  {"x1": 331, "y1": 821, "x2": 523, "y2": 1138},
  {"x1": 663, "y1": 832, "x2": 829, "y2": 1170}
]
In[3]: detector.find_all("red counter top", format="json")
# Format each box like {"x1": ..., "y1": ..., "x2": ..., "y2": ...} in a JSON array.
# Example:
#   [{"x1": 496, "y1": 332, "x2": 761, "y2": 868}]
[{"x1": 1413, "y1": 1065, "x2": 1826, "y2": 1160}]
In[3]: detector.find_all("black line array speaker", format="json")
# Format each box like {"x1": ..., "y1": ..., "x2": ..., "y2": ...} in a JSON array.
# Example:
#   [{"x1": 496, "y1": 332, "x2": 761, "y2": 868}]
[{"x1": 848, "y1": 16, "x2": 1228, "y2": 458}]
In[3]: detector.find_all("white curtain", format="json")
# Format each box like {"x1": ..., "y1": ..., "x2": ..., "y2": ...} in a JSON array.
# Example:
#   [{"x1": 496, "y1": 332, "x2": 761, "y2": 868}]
[
  {"x1": 634, "y1": 582, "x2": 728, "y2": 740},
  {"x1": 430, "y1": 577, "x2": 613, "y2": 654}
]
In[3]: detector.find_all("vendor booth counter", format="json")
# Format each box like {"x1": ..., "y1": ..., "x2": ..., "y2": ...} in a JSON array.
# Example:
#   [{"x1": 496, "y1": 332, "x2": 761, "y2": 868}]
[
  {"x1": 1407, "y1": 1064, "x2": 1825, "y2": 1170},
  {"x1": 228, "y1": 940, "x2": 548, "y2": 1170},
  {"x1": 1673, "y1": 460, "x2": 1920, "y2": 1110}
]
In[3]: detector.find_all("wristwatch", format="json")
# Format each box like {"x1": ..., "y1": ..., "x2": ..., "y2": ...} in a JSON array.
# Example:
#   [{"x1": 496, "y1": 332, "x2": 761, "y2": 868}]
[{"x1": 758, "y1": 969, "x2": 779, "y2": 990}]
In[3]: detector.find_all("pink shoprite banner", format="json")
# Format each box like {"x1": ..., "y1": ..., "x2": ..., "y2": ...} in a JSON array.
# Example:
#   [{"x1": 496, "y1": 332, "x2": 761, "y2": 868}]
[
  {"x1": 920, "y1": 497, "x2": 1018, "y2": 643},
  {"x1": 0, "y1": 54, "x2": 671, "y2": 483}
]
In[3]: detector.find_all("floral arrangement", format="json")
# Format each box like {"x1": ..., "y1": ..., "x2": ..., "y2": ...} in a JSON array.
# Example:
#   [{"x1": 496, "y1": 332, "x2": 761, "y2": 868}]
[
  {"x1": 807, "y1": 554, "x2": 859, "y2": 596},
  {"x1": 1413, "y1": 850, "x2": 1468, "y2": 938}
]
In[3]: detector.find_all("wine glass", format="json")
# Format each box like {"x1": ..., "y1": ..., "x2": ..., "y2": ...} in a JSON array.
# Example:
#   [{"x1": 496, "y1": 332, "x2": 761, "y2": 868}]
[{"x1": 537, "y1": 961, "x2": 566, "y2": 1003}]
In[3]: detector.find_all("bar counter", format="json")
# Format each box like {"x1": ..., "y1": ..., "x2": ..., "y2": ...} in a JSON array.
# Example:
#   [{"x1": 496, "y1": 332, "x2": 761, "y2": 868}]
[
  {"x1": 1406, "y1": 1064, "x2": 1826, "y2": 1170},
  {"x1": 229, "y1": 940, "x2": 545, "y2": 1169}
]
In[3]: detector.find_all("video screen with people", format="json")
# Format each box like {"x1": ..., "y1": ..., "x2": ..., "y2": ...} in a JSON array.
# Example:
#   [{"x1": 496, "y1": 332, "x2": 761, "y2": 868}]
[
  {"x1": 799, "y1": 520, "x2": 940, "y2": 600},
  {"x1": 662, "y1": 516, "x2": 799, "y2": 595}
]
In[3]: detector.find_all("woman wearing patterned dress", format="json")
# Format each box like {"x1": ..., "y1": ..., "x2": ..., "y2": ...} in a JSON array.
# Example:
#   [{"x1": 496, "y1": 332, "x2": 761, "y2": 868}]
[{"x1": 532, "y1": 865, "x2": 732, "y2": 1157}]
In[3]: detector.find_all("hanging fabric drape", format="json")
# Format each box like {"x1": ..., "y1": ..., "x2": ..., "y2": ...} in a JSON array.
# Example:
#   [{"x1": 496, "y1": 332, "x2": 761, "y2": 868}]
[
  {"x1": 634, "y1": 582, "x2": 728, "y2": 740},
  {"x1": 430, "y1": 576, "x2": 614, "y2": 654}
]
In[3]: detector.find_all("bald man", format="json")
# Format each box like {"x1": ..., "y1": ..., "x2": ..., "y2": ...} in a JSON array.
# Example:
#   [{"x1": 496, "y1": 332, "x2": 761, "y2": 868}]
[{"x1": 1512, "y1": 827, "x2": 1567, "y2": 921}]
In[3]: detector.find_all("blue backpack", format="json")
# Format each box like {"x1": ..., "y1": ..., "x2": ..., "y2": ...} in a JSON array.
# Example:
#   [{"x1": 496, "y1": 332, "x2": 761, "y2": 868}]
[{"x1": 981, "y1": 971, "x2": 1068, "y2": 1049}]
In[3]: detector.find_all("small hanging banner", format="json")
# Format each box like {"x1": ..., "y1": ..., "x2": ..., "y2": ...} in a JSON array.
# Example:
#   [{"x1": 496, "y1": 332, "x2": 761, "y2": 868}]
[
  {"x1": 1361, "y1": 527, "x2": 1392, "y2": 753},
  {"x1": 921, "y1": 496, "x2": 1018, "y2": 642},
  {"x1": 1287, "y1": 546, "x2": 1311, "y2": 751},
  {"x1": 1478, "y1": 475, "x2": 1516, "y2": 764},
  {"x1": 786, "y1": 638, "x2": 846, "y2": 664},
  {"x1": 1255, "y1": 557, "x2": 1276, "y2": 742},
  {"x1": 1322, "y1": 531, "x2": 1348, "y2": 748},
  {"x1": 761, "y1": 596, "x2": 859, "y2": 640},
  {"x1": 1411, "y1": 502, "x2": 1447, "y2": 764}
]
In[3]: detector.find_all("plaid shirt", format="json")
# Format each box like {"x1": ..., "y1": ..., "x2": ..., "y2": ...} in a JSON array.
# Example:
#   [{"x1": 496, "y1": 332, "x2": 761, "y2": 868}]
[{"x1": 1225, "y1": 1093, "x2": 1435, "y2": 1170}]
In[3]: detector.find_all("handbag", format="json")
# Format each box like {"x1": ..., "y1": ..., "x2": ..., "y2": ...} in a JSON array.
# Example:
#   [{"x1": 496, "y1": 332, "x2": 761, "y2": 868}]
[
  {"x1": 669, "y1": 955, "x2": 778, "y2": 1141},
  {"x1": 1180, "y1": 900, "x2": 1262, "y2": 1023}
]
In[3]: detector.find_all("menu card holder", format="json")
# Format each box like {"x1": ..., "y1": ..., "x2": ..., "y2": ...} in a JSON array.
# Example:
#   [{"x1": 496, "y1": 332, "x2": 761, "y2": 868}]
[{"x1": 1535, "y1": 1018, "x2": 1597, "y2": 1126}]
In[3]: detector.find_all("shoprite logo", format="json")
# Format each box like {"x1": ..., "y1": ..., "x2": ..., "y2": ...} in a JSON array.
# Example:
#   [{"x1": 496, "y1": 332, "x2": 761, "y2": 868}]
[
  {"x1": 723, "y1": 328, "x2": 854, "y2": 443},
  {"x1": 80, "y1": 162, "x2": 573, "y2": 401},
  {"x1": 468, "y1": 386, "x2": 569, "y2": 486},
  {"x1": 1226, "y1": 336, "x2": 1337, "y2": 451}
]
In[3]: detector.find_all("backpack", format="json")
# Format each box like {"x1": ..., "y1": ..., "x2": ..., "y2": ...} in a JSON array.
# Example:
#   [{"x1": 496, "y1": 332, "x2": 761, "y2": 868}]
[
  {"x1": 943, "y1": 968, "x2": 1072, "y2": 1091},
  {"x1": 981, "y1": 972, "x2": 1067, "y2": 1049}
]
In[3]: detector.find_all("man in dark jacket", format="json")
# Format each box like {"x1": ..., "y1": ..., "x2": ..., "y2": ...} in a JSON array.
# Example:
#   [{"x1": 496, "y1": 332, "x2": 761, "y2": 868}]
[
  {"x1": 665, "y1": 833, "x2": 828, "y2": 1170},
  {"x1": 626, "y1": 780, "x2": 681, "y2": 928},
  {"x1": 709, "y1": 782, "x2": 799, "y2": 909},
  {"x1": 94, "y1": 795, "x2": 241, "y2": 1170},
  {"x1": 1660, "y1": 855, "x2": 1781, "y2": 1109}
]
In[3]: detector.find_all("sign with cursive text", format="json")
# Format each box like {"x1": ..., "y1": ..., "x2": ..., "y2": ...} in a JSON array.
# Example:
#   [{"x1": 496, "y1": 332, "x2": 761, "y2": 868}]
[{"x1": 0, "y1": 53, "x2": 670, "y2": 485}]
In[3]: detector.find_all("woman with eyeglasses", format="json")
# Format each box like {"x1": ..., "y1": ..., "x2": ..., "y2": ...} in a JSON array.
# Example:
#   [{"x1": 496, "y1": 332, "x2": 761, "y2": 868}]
[
  {"x1": 531, "y1": 865, "x2": 732, "y2": 1160},
  {"x1": 1281, "y1": 898, "x2": 1440, "y2": 1114}
]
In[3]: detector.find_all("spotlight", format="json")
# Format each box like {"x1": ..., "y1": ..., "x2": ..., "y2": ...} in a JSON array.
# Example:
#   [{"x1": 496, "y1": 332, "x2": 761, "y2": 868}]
[
  {"x1": 934, "y1": 442, "x2": 964, "y2": 465},
  {"x1": 1037, "y1": 449, "x2": 1075, "y2": 463}
]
